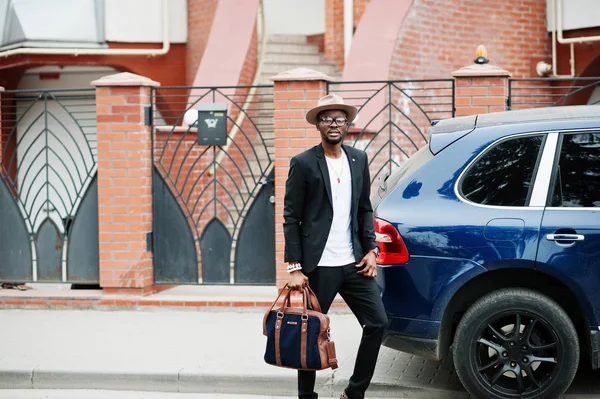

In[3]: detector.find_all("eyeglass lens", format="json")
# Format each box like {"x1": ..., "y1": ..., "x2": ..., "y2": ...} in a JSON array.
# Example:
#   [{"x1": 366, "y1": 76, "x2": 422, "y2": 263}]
[{"x1": 321, "y1": 117, "x2": 347, "y2": 126}]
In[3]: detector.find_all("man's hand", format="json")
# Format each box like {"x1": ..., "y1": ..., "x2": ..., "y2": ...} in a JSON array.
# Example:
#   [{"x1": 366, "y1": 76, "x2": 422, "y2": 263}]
[
  {"x1": 356, "y1": 251, "x2": 377, "y2": 278},
  {"x1": 288, "y1": 270, "x2": 309, "y2": 290}
]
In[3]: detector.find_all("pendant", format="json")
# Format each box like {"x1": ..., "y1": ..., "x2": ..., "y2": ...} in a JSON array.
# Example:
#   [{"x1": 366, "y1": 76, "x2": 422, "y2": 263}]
[{"x1": 337, "y1": 178, "x2": 340, "y2": 184}]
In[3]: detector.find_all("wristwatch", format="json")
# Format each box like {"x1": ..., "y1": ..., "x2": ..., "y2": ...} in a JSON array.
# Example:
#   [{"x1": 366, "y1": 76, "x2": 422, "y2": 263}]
[{"x1": 371, "y1": 247, "x2": 380, "y2": 257}]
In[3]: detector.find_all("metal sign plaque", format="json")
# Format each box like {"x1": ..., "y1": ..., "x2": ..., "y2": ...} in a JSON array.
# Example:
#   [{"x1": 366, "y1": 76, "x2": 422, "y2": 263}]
[{"x1": 196, "y1": 103, "x2": 227, "y2": 146}]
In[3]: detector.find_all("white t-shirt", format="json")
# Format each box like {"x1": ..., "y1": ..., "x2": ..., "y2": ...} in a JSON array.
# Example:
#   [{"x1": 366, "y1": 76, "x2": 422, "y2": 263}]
[{"x1": 317, "y1": 151, "x2": 355, "y2": 267}]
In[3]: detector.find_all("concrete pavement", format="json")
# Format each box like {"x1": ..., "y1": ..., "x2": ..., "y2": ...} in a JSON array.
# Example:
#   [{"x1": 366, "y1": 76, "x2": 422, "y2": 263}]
[
  {"x1": 0, "y1": 308, "x2": 599, "y2": 398},
  {"x1": 0, "y1": 390, "x2": 457, "y2": 399},
  {"x1": 0, "y1": 308, "x2": 463, "y2": 398}
]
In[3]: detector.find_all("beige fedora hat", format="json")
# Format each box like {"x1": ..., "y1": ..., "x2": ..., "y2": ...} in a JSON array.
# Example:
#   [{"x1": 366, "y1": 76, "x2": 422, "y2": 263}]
[{"x1": 305, "y1": 94, "x2": 358, "y2": 125}]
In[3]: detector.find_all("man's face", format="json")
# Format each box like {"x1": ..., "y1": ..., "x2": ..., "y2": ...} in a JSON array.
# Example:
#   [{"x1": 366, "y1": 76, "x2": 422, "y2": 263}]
[{"x1": 317, "y1": 109, "x2": 349, "y2": 145}]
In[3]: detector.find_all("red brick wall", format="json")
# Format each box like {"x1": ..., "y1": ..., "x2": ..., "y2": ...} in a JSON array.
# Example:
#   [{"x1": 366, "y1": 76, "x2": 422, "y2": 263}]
[
  {"x1": 325, "y1": 0, "x2": 345, "y2": 70},
  {"x1": 307, "y1": 34, "x2": 325, "y2": 54},
  {"x1": 186, "y1": 0, "x2": 219, "y2": 86},
  {"x1": 389, "y1": 0, "x2": 550, "y2": 80},
  {"x1": 454, "y1": 75, "x2": 509, "y2": 116},
  {"x1": 381, "y1": 0, "x2": 550, "y2": 160},
  {"x1": 95, "y1": 84, "x2": 154, "y2": 292}
]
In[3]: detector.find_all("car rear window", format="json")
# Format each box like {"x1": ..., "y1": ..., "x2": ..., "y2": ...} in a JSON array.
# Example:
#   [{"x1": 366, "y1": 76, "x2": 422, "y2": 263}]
[
  {"x1": 459, "y1": 135, "x2": 544, "y2": 207},
  {"x1": 375, "y1": 145, "x2": 434, "y2": 200}
]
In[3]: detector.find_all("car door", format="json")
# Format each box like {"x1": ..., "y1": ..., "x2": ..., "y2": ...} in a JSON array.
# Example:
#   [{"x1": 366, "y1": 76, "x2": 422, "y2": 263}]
[{"x1": 536, "y1": 130, "x2": 600, "y2": 326}]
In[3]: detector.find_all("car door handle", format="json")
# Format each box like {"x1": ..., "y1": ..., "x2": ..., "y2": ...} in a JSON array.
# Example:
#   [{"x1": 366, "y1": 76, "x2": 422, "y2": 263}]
[{"x1": 546, "y1": 234, "x2": 585, "y2": 242}]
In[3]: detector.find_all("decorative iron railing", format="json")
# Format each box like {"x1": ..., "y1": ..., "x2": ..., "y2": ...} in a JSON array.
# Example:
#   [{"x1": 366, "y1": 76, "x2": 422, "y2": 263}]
[
  {"x1": 507, "y1": 77, "x2": 600, "y2": 110},
  {"x1": 150, "y1": 85, "x2": 275, "y2": 284},
  {"x1": 327, "y1": 80, "x2": 455, "y2": 187},
  {"x1": 0, "y1": 88, "x2": 98, "y2": 283}
]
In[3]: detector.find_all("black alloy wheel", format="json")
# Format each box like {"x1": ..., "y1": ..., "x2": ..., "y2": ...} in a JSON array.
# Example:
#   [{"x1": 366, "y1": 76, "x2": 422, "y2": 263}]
[{"x1": 453, "y1": 288, "x2": 579, "y2": 399}]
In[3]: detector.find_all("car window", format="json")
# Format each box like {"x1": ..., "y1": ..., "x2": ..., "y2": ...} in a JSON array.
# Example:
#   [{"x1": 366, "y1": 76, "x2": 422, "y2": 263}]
[
  {"x1": 550, "y1": 132, "x2": 600, "y2": 207},
  {"x1": 381, "y1": 145, "x2": 434, "y2": 194},
  {"x1": 460, "y1": 135, "x2": 544, "y2": 206}
]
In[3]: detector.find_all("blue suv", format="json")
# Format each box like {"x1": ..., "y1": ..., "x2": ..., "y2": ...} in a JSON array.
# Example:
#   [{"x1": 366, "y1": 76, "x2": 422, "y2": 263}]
[{"x1": 373, "y1": 105, "x2": 600, "y2": 399}]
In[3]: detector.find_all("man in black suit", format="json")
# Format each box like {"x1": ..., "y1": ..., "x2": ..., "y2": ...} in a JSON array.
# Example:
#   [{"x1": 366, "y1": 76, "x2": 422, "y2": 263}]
[{"x1": 283, "y1": 94, "x2": 388, "y2": 399}]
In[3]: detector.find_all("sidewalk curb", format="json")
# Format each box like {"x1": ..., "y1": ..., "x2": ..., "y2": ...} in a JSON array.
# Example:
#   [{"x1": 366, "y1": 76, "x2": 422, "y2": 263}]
[
  {"x1": 0, "y1": 369, "x2": 32, "y2": 389},
  {"x1": 0, "y1": 368, "x2": 463, "y2": 397}
]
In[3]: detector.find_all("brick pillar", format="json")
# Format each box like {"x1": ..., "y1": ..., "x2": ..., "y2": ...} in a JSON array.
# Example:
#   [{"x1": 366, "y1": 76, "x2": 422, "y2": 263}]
[
  {"x1": 91, "y1": 72, "x2": 160, "y2": 294},
  {"x1": 325, "y1": 0, "x2": 345, "y2": 70},
  {"x1": 271, "y1": 68, "x2": 332, "y2": 289},
  {"x1": 452, "y1": 63, "x2": 511, "y2": 117}
]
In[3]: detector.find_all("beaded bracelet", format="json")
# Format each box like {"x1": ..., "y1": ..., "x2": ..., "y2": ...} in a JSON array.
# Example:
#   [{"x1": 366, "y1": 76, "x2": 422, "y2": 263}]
[{"x1": 287, "y1": 263, "x2": 302, "y2": 273}]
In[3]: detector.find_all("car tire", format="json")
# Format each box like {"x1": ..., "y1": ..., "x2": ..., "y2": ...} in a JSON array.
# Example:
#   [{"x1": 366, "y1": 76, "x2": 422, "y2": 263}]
[{"x1": 452, "y1": 288, "x2": 579, "y2": 399}]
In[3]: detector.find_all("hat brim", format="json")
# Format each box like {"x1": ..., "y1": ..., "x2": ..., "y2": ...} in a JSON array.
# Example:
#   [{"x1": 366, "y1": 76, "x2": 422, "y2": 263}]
[{"x1": 306, "y1": 104, "x2": 358, "y2": 125}]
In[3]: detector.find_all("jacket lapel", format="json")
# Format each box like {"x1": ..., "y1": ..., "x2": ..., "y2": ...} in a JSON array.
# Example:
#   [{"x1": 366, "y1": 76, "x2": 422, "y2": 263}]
[
  {"x1": 343, "y1": 145, "x2": 360, "y2": 215},
  {"x1": 316, "y1": 144, "x2": 333, "y2": 206}
]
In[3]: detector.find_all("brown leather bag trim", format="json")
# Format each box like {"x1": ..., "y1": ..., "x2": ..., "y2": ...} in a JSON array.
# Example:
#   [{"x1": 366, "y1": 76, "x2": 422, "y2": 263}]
[
  {"x1": 327, "y1": 340, "x2": 338, "y2": 369},
  {"x1": 301, "y1": 316, "x2": 308, "y2": 369},
  {"x1": 275, "y1": 314, "x2": 283, "y2": 366},
  {"x1": 264, "y1": 285, "x2": 292, "y2": 336},
  {"x1": 303, "y1": 286, "x2": 322, "y2": 313},
  {"x1": 264, "y1": 284, "x2": 338, "y2": 371}
]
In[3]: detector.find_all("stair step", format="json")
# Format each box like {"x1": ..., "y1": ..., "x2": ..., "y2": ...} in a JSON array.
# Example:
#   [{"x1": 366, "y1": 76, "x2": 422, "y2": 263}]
[
  {"x1": 264, "y1": 53, "x2": 322, "y2": 64},
  {"x1": 267, "y1": 35, "x2": 308, "y2": 44},
  {"x1": 261, "y1": 63, "x2": 339, "y2": 76},
  {"x1": 267, "y1": 43, "x2": 321, "y2": 54},
  {"x1": 262, "y1": 60, "x2": 337, "y2": 73}
]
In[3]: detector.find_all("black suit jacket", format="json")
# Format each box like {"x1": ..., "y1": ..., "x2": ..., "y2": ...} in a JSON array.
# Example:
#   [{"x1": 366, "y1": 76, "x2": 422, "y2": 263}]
[{"x1": 283, "y1": 144, "x2": 378, "y2": 273}]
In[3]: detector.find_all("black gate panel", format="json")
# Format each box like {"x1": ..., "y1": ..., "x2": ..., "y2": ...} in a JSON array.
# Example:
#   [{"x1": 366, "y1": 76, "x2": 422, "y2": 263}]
[
  {"x1": 234, "y1": 170, "x2": 275, "y2": 284},
  {"x1": 0, "y1": 176, "x2": 32, "y2": 281},
  {"x1": 0, "y1": 89, "x2": 98, "y2": 283},
  {"x1": 200, "y1": 218, "x2": 231, "y2": 284},
  {"x1": 66, "y1": 176, "x2": 99, "y2": 282},
  {"x1": 153, "y1": 167, "x2": 198, "y2": 283},
  {"x1": 36, "y1": 218, "x2": 63, "y2": 281},
  {"x1": 151, "y1": 85, "x2": 274, "y2": 285}
]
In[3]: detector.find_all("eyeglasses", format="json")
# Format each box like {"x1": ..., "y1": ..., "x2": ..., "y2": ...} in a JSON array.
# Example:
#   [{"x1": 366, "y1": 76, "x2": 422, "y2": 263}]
[{"x1": 319, "y1": 116, "x2": 348, "y2": 127}]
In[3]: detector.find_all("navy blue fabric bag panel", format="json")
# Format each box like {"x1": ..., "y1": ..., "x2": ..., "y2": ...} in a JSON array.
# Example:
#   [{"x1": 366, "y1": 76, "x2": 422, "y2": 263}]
[
  {"x1": 264, "y1": 311, "x2": 323, "y2": 369},
  {"x1": 264, "y1": 311, "x2": 278, "y2": 365},
  {"x1": 278, "y1": 314, "x2": 303, "y2": 368}
]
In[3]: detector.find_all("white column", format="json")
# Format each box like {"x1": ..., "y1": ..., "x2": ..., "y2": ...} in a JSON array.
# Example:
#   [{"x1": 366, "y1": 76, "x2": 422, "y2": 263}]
[{"x1": 344, "y1": 0, "x2": 353, "y2": 60}]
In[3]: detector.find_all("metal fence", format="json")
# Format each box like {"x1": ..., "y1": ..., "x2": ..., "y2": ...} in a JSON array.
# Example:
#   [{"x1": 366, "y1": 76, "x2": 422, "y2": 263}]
[
  {"x1": 507, "y1": 77, "x2": 600, "y2": 110},
  {"x1": 327, "y1": 80, "x2": 455, "y2": 187},
  {"x1": 0, "y1": 88, "x2": 98, "y2": 283},
  {"x1": 150, "y1": 85, "x2": 276, "y2": 285}
]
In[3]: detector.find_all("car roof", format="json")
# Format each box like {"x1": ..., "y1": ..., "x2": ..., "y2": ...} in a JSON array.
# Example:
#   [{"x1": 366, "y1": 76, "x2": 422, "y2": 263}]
[
  {"x1": 430, "y1": 105, "x2": 600, "y2": 135},
  {"x1": 427, "y1": 105, "x2": 600, "y2": 154}
]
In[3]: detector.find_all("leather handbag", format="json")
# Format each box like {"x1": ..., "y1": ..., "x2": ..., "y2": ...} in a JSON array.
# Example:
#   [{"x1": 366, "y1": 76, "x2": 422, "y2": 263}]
[{"x1": 263, "y1": 284, "x2": 338, "y2": 371}]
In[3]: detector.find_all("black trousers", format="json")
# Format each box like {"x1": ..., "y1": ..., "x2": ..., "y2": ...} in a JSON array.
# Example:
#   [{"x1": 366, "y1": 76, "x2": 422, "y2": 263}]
[{"x1": 298, "y1": 263, "x2": 388, "y2": 399}]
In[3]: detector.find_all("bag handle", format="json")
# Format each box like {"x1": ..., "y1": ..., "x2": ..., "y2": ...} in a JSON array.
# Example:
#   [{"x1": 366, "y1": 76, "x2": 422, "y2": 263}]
[
  {"x1": 266, "y1": 283, "x2": 322, "y2": 314},
  {"x1": 267, "y1": 283, "x2": 292, "y2": 313},
  {"x1": 303, "y1": 285, "x2": 322, "y2": 313}
]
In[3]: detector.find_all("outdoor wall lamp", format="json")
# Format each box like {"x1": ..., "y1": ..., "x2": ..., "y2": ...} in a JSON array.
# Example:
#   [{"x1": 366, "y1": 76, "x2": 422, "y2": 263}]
[{"x1": 474, "y1": 45, "x2": 489, "y2": 64}]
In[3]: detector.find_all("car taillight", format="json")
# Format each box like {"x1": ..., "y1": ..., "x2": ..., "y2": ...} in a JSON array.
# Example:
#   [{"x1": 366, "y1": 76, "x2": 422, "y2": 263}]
[{"x1": 374, "y1": 217, "x2": 409, "y2": 265}]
